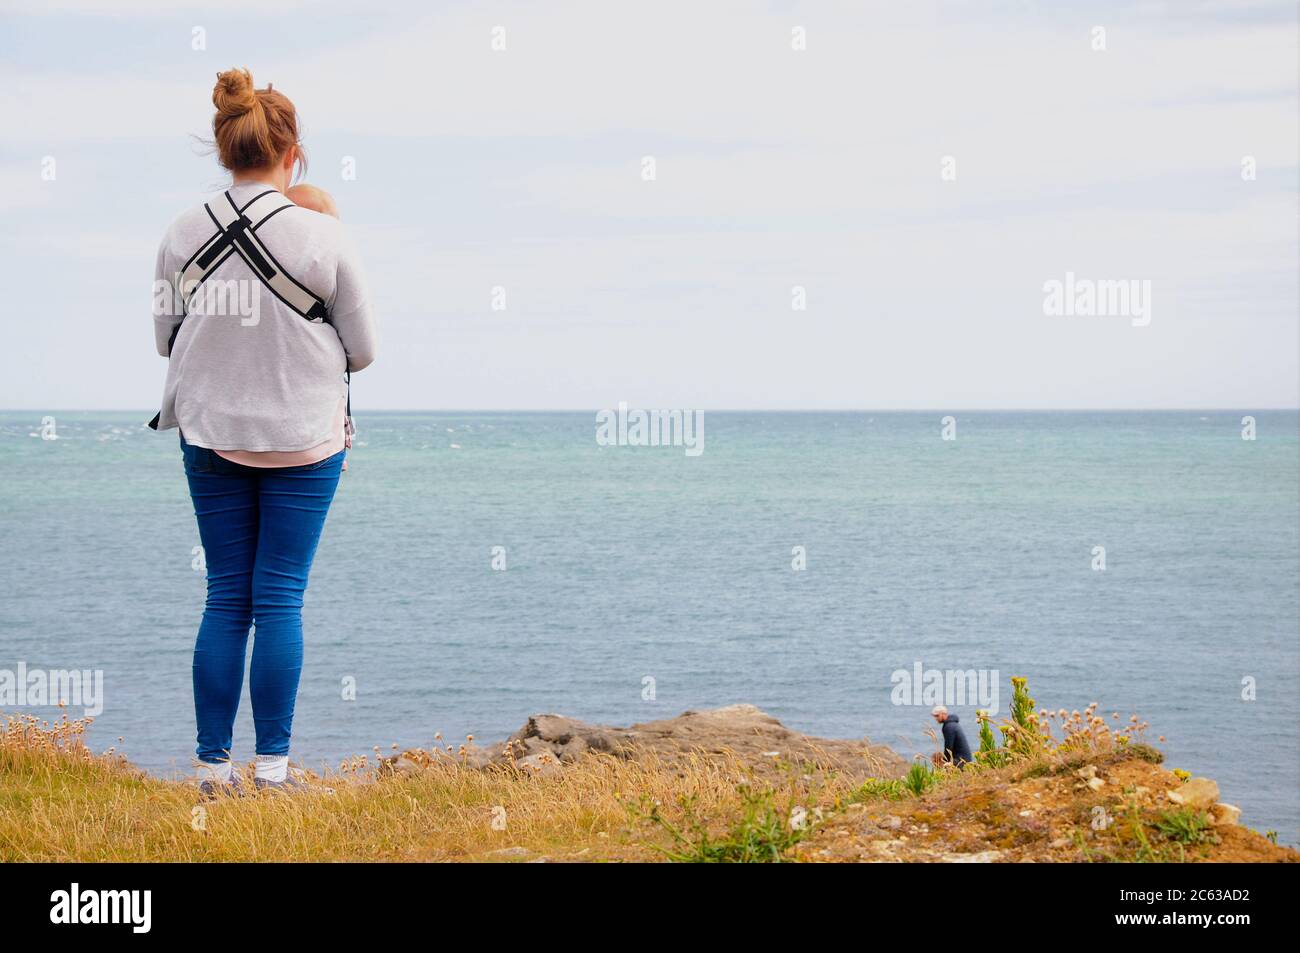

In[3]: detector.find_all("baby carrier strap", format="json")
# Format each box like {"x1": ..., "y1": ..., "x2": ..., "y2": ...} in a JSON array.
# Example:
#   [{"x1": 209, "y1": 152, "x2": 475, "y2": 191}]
[
  {"x1": 177, "y1": 189, "x2": 328, "y2": 324},
  {"x1": 147, "y1": 190, "x2": 342, "y2": 431}
]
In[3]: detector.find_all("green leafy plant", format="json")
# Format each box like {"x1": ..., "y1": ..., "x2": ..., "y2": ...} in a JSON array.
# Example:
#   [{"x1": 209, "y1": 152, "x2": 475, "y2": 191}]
[
  {"x1": 853, "y1": 777, "x2": 907, "y2": 802},
  {"x1": 1005, "y1": 676, "x2": 1047, "y2": 758},
  {"x1": 975, "y1": 709, "x2": 1009, "y2": 767},
  {"x1": 1125, "y1": 743, "x2": 1163, "y2": 764},
  {"x1": 1155, "y1": 808, "x2": 1219, "y2": 847},
  {"x1": 625, "y1": 784, "x2": 812, "y2": 863},
  {"x1": 904, "y1": 761, "x2": 937, "y2": 797}
]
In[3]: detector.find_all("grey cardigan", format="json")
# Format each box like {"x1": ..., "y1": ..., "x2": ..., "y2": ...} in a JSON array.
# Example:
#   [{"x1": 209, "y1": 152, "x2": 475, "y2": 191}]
[{"x1": 152, "y1": 182, "x2": 378, "y2": 451}]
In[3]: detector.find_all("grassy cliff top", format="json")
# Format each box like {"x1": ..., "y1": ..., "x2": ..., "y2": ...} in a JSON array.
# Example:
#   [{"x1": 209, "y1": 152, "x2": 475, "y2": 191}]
[{"x1": 2, "y1": 686, "x2": 1294, "y2": 863}]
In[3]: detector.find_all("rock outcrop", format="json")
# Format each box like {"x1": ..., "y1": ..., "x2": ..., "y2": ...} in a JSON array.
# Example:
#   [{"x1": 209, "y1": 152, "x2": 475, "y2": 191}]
[
  {"x1": 1166, "y1": 776, "x2": 1219, "y2": 810},
  {"x1": 382, "y1": 704, "x2": 905, "y2": 781}
]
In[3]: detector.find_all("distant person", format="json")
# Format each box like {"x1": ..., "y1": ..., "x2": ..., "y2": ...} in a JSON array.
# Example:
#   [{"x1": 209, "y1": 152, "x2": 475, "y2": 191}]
[
  {"x1": 931, "y1": 705, "x2": 973, "y2": 766},
  {"x1": 151, "y1": 67, "x2": 377, "y2": 797}
]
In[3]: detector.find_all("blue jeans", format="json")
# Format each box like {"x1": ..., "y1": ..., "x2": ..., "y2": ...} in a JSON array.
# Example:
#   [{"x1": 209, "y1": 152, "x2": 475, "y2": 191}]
[{"x1": 181, "y1": 436, "x2": 343, "y2": 763}]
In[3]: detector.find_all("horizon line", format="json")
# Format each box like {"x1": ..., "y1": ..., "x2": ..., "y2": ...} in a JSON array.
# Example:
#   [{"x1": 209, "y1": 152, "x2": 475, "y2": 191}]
[{"x1": 5, "y1": 407, "x2": 1299, "y2": 414}]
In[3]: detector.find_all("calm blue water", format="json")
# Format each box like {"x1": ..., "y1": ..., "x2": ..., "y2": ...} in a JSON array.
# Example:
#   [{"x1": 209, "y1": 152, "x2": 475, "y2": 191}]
[{"x1": 1, "y1": 410, "x2": 1297, "y2": 843}]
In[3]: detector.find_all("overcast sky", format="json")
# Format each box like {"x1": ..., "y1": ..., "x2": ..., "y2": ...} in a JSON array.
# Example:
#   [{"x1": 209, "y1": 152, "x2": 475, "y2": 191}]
[{"x1": 0, "y1": 0, "x2": 1296, "y2": 410}]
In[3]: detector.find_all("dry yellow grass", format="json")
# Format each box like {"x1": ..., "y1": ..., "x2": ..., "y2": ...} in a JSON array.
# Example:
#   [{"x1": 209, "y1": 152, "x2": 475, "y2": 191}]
[
  {"x1": 0, "y1": 713, "x2": 854, "y2": 862},
  {"x1": 12, "y1": 681, "x2": 1283, "y2": 863}
]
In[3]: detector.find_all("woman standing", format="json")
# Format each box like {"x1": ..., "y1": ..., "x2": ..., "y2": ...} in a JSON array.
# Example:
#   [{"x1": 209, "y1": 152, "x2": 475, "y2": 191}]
[{"x1": 152, "y1": 68, "x2": 377, "y2": 796}]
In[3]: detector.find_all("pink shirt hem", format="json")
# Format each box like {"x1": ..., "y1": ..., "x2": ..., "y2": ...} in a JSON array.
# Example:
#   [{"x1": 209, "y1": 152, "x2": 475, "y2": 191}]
[{"x1": 215, "y1": 400, "x2": 346, "y2": 468}]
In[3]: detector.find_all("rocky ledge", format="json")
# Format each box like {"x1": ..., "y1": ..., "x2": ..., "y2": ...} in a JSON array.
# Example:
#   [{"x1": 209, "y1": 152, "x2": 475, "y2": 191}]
[{"x1": 381, "y1": 704, "x2": 906, "y2": 781}]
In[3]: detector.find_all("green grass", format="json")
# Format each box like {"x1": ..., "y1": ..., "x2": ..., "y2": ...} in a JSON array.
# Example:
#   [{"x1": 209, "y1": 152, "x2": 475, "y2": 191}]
[
  {"x1": 626, "y1": 784, "x2": 815, "y2": 863},
  {"x1": 1154, "y1": 808, "x2": 1218, "y2": 847},
  {"x1": 904, "y1": 761, "x2": 938, "y2": 797},
  {"x1": 852, "y1": 777, "x2": 908, "y2": 802}
]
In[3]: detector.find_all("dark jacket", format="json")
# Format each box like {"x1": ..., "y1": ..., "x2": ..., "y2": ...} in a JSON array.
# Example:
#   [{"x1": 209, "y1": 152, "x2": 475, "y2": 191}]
[{"x1": 941, "y1": 714, "x2": 973, "y2": 766}]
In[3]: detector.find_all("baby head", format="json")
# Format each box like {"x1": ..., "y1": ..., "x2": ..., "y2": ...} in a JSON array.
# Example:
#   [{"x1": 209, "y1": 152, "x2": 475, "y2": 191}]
[{"x1": 285, "y1": 183, "x2": 339, "y2": 218}]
